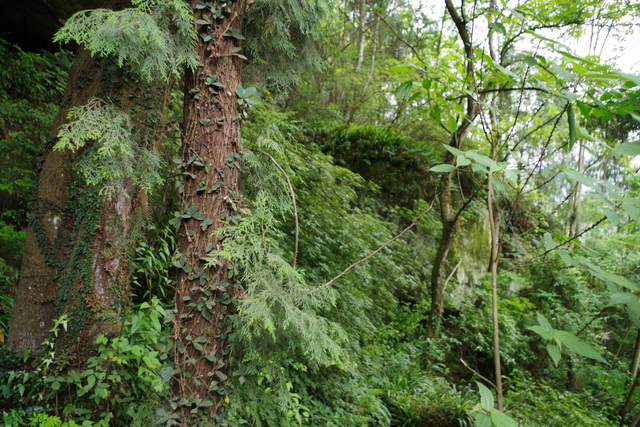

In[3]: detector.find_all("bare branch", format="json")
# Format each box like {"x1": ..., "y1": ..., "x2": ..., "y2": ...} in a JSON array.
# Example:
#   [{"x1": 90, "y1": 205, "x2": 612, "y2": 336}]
[
  {"x1": 257, "y1": 150, "x2": 299, "y2": 269},
  {"x1": 308, "y1": 195, "x2": 438, "y2": 294}
]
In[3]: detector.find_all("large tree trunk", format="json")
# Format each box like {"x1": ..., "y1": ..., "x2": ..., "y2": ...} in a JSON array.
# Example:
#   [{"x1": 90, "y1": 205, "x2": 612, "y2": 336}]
[
  {"x1": 9, "y1": 42, "x2": 160, "y2": 358},
  {"x1": 8, "y1": 48, "x2": 107, "y2": 352},
  {"x1": 171, "y1": 0, "x2": 246, "y2": 422}
]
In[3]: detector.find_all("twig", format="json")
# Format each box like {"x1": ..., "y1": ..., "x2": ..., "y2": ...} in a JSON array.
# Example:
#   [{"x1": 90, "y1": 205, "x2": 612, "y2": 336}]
[
  {"x1": 443, "y1": 260, "x2": 462, "y2": 293},
  {"x1": 461, "y1": 358, "x2": 498, "y2": 391},
  {"x1": 307, "y1": 195, "x2": 438, "y2": 294},
  {"x1": 256, "y1": 150, "x2": 299, "y2": 268}
]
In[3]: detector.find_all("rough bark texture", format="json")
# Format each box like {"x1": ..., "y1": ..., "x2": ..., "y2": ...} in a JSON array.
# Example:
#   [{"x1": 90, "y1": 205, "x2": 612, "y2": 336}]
[
  {"x1": 172, "y1": 0, "x2": 246, "y2": 421},
  {"x1": 9, "y1": 41, "x2": 157, "y2": 357},
  {"x1": 8, "y1": 48, "x2": 106, "y2": 352}
]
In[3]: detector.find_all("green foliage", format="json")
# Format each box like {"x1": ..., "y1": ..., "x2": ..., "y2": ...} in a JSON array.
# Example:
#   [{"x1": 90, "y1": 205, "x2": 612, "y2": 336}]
[
  {"x1": 318, "y1": 124, "x2": 440, "y2": 208},
  {"x1": 244, "y1": 0, "x2": 328, "y2": 94},
  {"x1": 55, "y1": 99, "x2": 163, "y2": 194},
  {"x1": 1, "y1": 298, "x2": 171, "y2": 426},
  {"x1": 54, "y1": 0, "x2": 197, "y2": 82},
  {"x1": 506, "y1": 371, "x2": 619, "y2": 426},
  {"x1": 132, "y1": 227, "x2": 176, "y2": 303},
  {"x1": 470, "y1": 382, "x2": 518, "y2": 427},
  {"x1": 0, "y1": 38, "x2": 70, "y2": 228},
  {"x1": 528, "y1": 312, "x2": 606, "y2": 365}
]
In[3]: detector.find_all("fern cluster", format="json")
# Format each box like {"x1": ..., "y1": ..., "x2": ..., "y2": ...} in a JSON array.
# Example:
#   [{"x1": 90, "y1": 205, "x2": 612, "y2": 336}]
[
  {"x1": 245, "y1": 0, "x2": 328, "y2": 95},
  {"x1": 54, "y1": 0, "x2": 197, "y2": 82},
  {"x1": 55, "y1": 99, "x2": 162, "y2": 194}
]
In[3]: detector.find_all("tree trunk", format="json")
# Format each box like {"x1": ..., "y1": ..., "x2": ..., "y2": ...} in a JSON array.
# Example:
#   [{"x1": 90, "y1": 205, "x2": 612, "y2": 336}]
[
  {"x1": 569, "y1": 141, "x2": 584, "y2": 236},
  {"x1": 355, "y1": 0, "x2": 367, "y2": 73},
  {"x1": 9, "y1": 42, "x2": 163, "y2": 358},
  {"x1": 171, "y1": 0, "x2": 246, "y2": 422},
  {"x1": 427, "y1": 150, "x2": 456, "y2": 337},
  {"x1": 8, "y1": 48, "x2": 107, "y2": 352},
  {"x1": 427, "y1": 0, "x2": 479, "y2": 339},
  {"x1": 487, "y1": 168, "x2": 503, "y2": 410}
]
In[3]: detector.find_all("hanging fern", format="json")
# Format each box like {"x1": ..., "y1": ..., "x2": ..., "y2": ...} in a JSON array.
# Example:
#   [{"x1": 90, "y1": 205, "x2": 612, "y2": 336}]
[
  {"x1": 55, "y1": 99, "x2": 162, "y2": 194},
  {"x1": 244, "y1": 0, "x2": 328, "y2": 95},
  {"x1": 54, "y1": 0, "x2": 197, "y2": 82}
]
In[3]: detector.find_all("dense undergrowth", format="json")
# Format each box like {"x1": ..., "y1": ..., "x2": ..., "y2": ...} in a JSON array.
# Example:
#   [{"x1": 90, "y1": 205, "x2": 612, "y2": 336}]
[{"x1": 1, "y1": 0, "x2": 640, "y2": 423}]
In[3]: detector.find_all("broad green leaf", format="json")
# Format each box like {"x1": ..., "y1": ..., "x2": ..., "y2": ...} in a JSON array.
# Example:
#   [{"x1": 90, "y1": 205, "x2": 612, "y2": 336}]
[
  {"x1": 446, "y1": 116, "x2": 458, "y2": 134},
  {"x1": 622, "y1": 201, "x2": 640, "y2": 222},
  {"x1": 556, "y1": 249, "x2": 576, "y2": 266},
  {"x1": 490, "y1": 410, "x2": 519, "y2": 427},
  {"x1": 473, "y1": 412, "x2": 493, "y2": 427},
  {"x1": 396, "y1": 81, "x2": 413, "y2": 98},
  {"x1": 608, "y1": 292, "x2": 639, "y2": 307},
  {"x1": 528, "y1": 325, "x2": 554, "y2": 340},
  {"x1": 495, "y1": 64, "x2": 517, "y2": 79},
  {"x1": 477, "y1": 381, "x2": 494, "y2": 410},
  {"x1": 525, "y1": 30, "x2": 567, "y2": 46},
  {"x1": 536, "y1": 312, "x2": 554, "y2": 332},
  {"x1": 466, "y1": 151, "x2": 496, "y2": 168},
  {"x1": 489, "y1": 164, "x2": 504, "y2": 173},
  {"x1": 389, "y1": 64, "x2": 414, "y2": 73},
  {"x1": 551, "y1": 61, "x2": 575, "y2": 82},
  {"x1": 547, "y1": 343, "x2": 561, "y2": 366},
  {"x1": 431, "y1": 105, "x2": 442, "y2": 122},
  {"x1": 543, "y1": 232, "x2": 554, "y2": 251},
  {"x1": 614, "y1": 141, "x2": 640, "y2": 156},
  {"x1": 430, "y1": 164, "x2": 456, "y2": 173},
  {"x1": 627, "y1": 307, "x2": 640, "y2": 328},
  {"x1": 557, "y1": 50, "x2": 592, "y2": 64},
  {"x1": 456, "y1": 157, "x2": 471, "y2": 167},
  {"x1": 443, "y1": 144, "x2": 465, "y2": 157},
  {"x1": 563, "y1": 168, "x2": 598, "y2": 188},
  {"x1": 489, "y1": 22, "x2": 506, "y2": 35},
  {"x1": 576, "y1": 100, "x2": 592, "y2": 119},
  {"x1": 471, "y1": 163, "x2": 487, "y2": 173},
  {"x1": 554, "y1": 331, "x2": 606, "y2": 363},
  {"x1": 422, "y1": 78, "x2": 432, "y2": 89},
  {"x1": 603, "y1": 208, "x2": 621, "y2": 226},
  {"x1": 582, "y1": 259, "x2": 638, "y2": 290},
  {"x1": 523, "y1": 55, "x2": 538, "y2": 67}
]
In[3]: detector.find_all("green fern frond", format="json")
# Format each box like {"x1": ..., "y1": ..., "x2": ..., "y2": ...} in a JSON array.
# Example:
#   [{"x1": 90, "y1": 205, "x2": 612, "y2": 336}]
[
  {"x1": 55, "y1": 99, "x2": 163, "y2": 195},
  {"x1": 209, "y1": 194, "x2": 346, "y2": 367},
  {"x1": 54, "y1": 0, "x2": 197, "y2": 82},
  {"x1": 245, "y1": 0, "x2": 328, "y2": 95}
]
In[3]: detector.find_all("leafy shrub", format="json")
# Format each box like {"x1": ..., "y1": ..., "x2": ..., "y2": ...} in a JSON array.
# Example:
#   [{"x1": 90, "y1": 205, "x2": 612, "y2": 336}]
[{"x1": 1, "y1": 298, "x2": 171, "y2": 426}]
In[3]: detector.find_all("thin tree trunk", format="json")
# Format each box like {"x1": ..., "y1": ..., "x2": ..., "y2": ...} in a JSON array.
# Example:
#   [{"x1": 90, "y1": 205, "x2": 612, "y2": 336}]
[
  {"x1": 487, "y1": 146, "x2": 503, "y2": 411},
  {"x1": 620, "y1": 329, "x2": 640, "y2": 426},
  {"x1": 427, "y1": 149, "x2": 456, "y2": 337},
  {"x1": 427, "y1": 116, "x2": 477, "y2": 338},
  {"x1": 569, "y1": 141, "x2": 584, "y2": 236},
  {"x1": 355, "y1": 0, "x2": 366, "y2": 72},
  {"x1": 427, "y1": 0, "x2": 480, "y2": 339},
  {"x1": 172, "y1": 0, "x2": 246, "y2": 421}
]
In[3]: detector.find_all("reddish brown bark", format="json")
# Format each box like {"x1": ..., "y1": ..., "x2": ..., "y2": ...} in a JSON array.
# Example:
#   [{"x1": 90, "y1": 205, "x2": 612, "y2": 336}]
[{"x1": 172, "y1": 0, "x2": 247, "y2": 421}]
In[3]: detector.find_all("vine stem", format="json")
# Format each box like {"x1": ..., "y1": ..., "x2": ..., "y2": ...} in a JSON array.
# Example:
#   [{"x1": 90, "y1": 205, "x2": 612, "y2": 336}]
[
  {"x1": 308, "y1": 195, "x2": 438, "y2": 295},
  {"x1": 256, "y1": 150, "x2": 299, "y2": 268}
]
